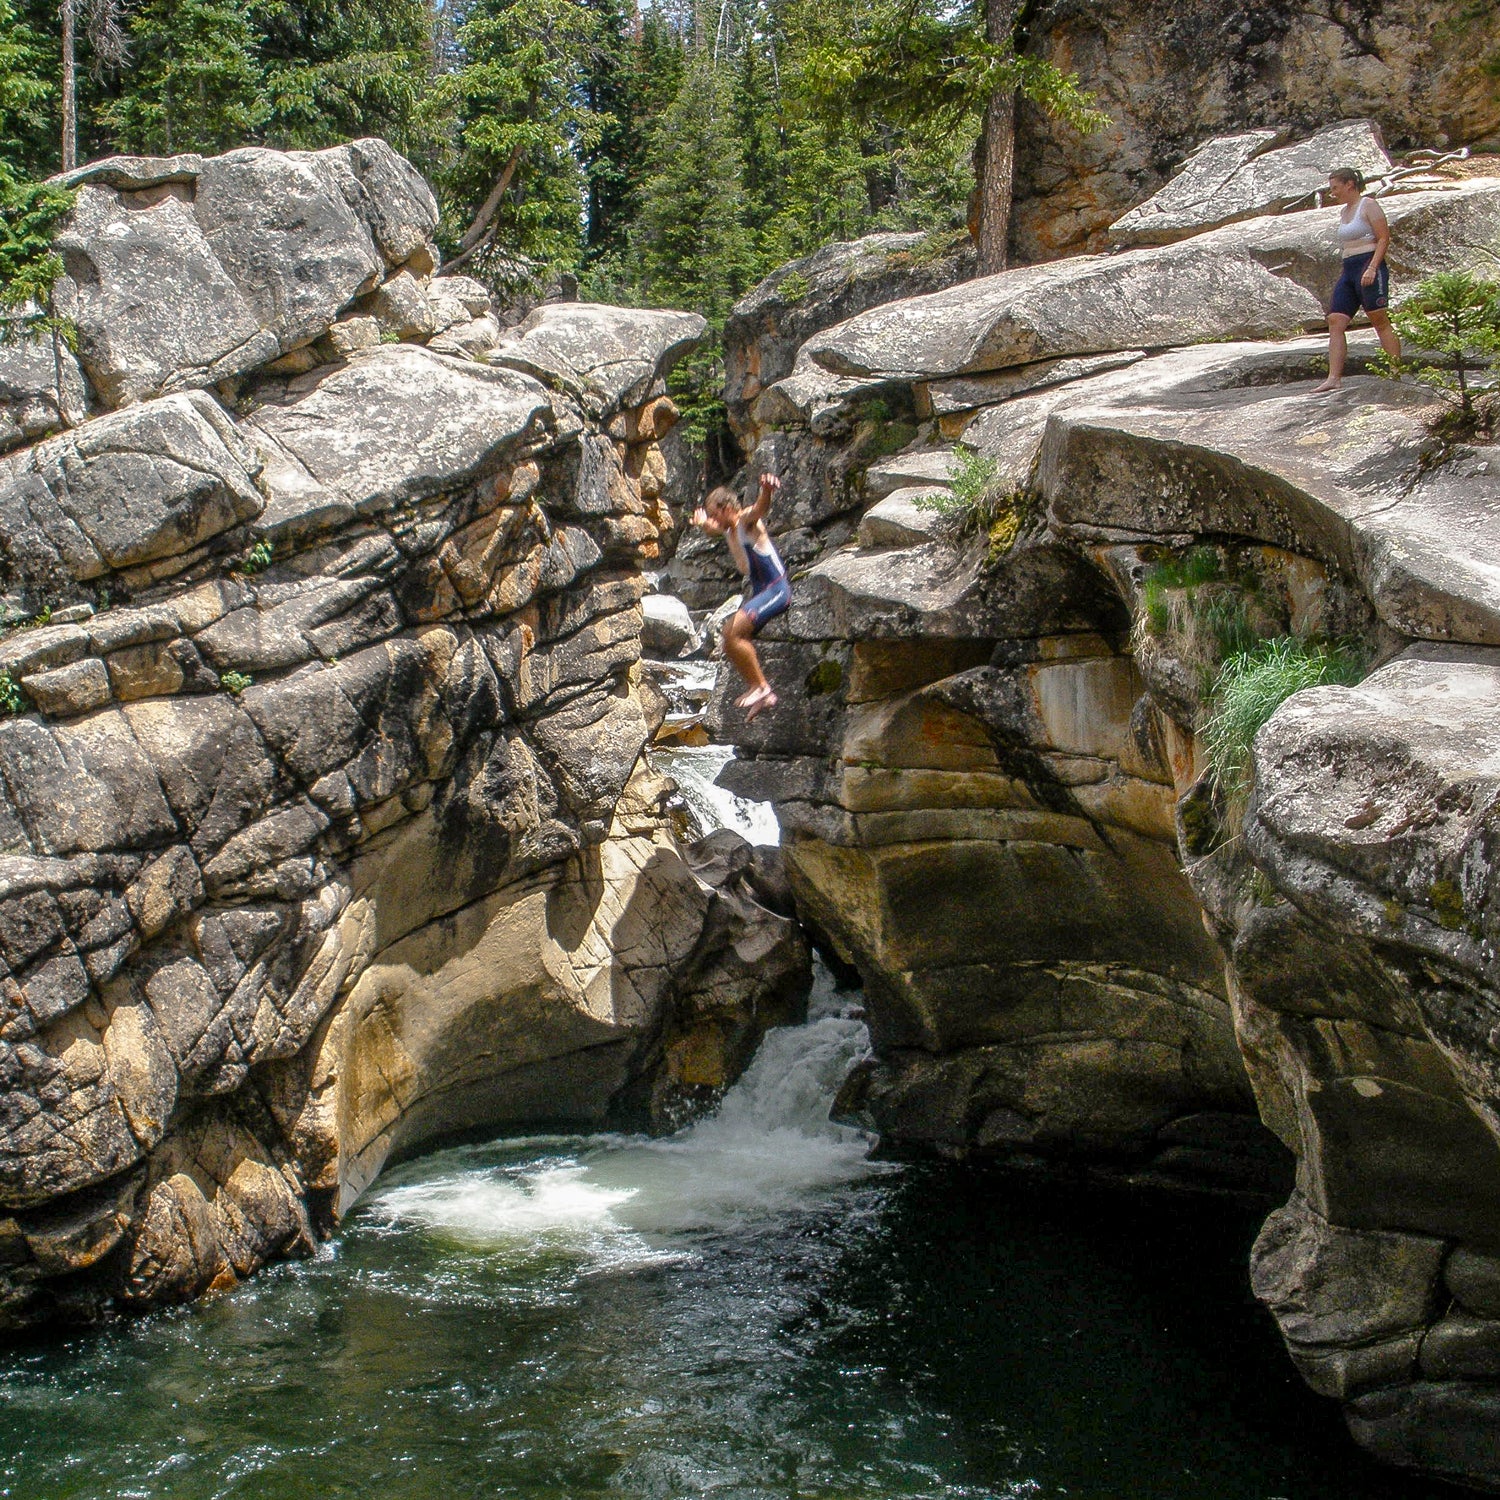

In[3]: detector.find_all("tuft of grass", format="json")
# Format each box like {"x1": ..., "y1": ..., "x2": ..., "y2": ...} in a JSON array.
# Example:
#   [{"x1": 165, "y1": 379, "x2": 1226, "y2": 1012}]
[
  {"x1": 1203, "y1": 636, "x2": 1366, "y2": 814},
  {"x1": 1136, "y1": 547, "x2": 1268, "y2": 695},
  {"x1": 218, "y1": 670, "x2": 253, "y2": 696},
  {"x1": 913, "y1": 446, "x2": 1038, "y2": 558},
  {"x1": 0, "y1": 671, "x2": 24, "y2": 716}
]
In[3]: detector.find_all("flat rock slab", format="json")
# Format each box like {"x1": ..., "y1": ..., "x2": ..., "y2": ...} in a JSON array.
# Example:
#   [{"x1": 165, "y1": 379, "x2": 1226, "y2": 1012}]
[
  {"x1": 0, "y1": 333, "x2": 88, "y2": 456},
  {"x1": 858, "y1": 489, "x2": 950, "y2": 548},
  {"x1": 1035, "y1": 338, "x2": 1500, "y2": 644},
  {"x1": 52, "y1": 140, "x2": 438, "y2": 410},
  {"x1": 246, "y1": 345, "x2": 552, "y2": 525},
  {"x1": 1111, "y1": 121, "x2": 1393, "y2": 246},
  {"x1": 800, "y1": 182, "x2": 1500, "y2": 384},
  {"x1": 488, "y1": 303, "x2": 706, "y2": 415}
]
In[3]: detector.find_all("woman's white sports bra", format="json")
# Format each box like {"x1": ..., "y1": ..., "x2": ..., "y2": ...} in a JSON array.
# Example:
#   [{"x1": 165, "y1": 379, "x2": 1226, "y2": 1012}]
[{"x1": 1337, "y1": 197, "x2": 1379, "y2": 257}]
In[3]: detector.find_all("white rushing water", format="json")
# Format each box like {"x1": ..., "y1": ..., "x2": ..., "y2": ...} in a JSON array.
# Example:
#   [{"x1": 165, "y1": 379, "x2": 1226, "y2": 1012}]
[
  {"x1": 370, "y1": 959, "x2": 877, "y2": 1268},
  {"x1": 370, "y1": 749, "x2": 875, "y2": 1271},
  {"x1": 647, "y1": 741, "x2": 782, "y2": 846}
]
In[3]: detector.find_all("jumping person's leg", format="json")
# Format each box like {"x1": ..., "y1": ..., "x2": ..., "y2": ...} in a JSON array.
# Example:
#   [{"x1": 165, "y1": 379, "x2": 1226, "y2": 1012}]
[
  {"x1": 723, "y1": 576, "x2": 791, "y2": 716},
  {"x1": 722, "y1": 610, "x2": 769, "y2": 697}
]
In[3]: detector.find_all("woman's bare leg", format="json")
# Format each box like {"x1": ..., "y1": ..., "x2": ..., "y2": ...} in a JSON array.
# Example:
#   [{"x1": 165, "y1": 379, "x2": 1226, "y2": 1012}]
[
  {"x1": 722, "y1": 612, "x2": 769, "y2": 696},
  {"x1": 1313, "y1": 313, "x2": 1352, "y2": 392},
  {"x1": 1369, "y1": 308, "x2": 1402, "y2": 368}
]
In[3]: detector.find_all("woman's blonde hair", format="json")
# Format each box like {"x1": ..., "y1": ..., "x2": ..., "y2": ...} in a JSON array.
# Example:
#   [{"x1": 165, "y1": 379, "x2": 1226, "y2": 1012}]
[{"x1": 704, "y1": 484, "x2": 740, "y2": 514}]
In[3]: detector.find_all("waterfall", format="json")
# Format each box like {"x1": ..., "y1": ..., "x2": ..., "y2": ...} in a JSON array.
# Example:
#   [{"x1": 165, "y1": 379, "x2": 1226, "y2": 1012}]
[{"x1": 648, "y1": 741, "x2": 781, "y2": 845}]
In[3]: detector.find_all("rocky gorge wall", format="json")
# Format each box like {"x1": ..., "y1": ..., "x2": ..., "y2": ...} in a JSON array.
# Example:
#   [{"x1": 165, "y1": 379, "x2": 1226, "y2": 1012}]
[
  {"x1": 711, "y1": 152, "x2": 1500, "y2": 1487},
  {"x1": 1013, "y1": 0, "x2": 1500, "y2": 261},
  {"x1": 0, "y1": 141, "x2": 809, "y2": 1330}
]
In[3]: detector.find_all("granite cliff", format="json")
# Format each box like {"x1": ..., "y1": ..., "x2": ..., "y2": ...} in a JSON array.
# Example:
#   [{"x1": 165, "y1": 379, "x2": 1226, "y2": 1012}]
[{"x1": 0, "y1": 141, "x2": 809, "y2": 1329}]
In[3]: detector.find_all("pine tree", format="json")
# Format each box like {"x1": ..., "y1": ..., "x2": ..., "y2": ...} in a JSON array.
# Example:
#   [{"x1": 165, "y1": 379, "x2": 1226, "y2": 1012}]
[
  {"x1": 100, "y1": 0, "x2": 268, "y2": 155},
  {"x1": 630, "y1": 45, "x2": 753, "y2": 442},
  {"x1": 425, "y1": 0, "x2": 603, "y2": 279},
  {"x1": 256, "y1": 0, "x2": 435, "y2": 158}
]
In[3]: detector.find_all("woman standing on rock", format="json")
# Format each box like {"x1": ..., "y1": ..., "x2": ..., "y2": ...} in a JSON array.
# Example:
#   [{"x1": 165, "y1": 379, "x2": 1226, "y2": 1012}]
[
  {"x1": 1312, "y1": 167, "x2": 1402, "y2": 393},
  {"x1": 692, "y1": 473, "x2": 789, "y2": 722}
]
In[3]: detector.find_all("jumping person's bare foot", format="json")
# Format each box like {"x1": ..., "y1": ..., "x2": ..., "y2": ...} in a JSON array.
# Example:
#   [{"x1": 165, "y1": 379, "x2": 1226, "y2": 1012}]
[
  {"x1": 734, "y1": 686, "x2": 762, "y2": 707},
  {"x1": 1309, "y1": 378, "x2": 1341, "y2": 394},
  {"x1": 744, "y1": 689, "x2": 777, "y2": 722}
]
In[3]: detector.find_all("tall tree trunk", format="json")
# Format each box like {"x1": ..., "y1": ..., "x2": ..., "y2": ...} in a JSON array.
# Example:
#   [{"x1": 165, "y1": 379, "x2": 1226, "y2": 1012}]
[
  {"x1": 975, "y1": 0, "x2": 1020, "y2": 276},
  {"x1": 61, "y1": 0, "x2": 77, "y2": 171}
]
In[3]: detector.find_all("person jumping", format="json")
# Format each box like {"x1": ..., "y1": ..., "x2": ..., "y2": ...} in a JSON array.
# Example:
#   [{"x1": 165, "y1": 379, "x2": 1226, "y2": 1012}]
[{"x1": 692, "y1": 472, "x2": 790, "y2": 721}]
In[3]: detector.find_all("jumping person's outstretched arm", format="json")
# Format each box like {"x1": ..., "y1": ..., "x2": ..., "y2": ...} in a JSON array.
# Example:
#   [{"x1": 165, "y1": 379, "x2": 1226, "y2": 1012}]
[
  {"x1": 742, "y1": 472, "x2": 781, "y2": 528},
  {"x1": 691, "y1": 505, "x2": 727, "y2": 535}
]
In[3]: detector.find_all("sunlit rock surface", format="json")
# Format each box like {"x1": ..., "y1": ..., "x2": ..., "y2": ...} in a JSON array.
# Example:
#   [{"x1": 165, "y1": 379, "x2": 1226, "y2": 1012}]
[
  {"x1": 716, "y1": 161, "x2": 1500, "y2": 1487},
  {"x1": 0, "y1": 142, "x2": 807, "y2": 1331}
]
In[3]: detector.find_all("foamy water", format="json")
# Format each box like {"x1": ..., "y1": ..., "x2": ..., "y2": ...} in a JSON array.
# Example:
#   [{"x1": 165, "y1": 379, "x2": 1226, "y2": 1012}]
[
  {"x1": 648, "y1": 741, "x2": 782, "y2": 845},
  {"x1": 372, "y1": 964, "x2": 879, "y2": 1266}
]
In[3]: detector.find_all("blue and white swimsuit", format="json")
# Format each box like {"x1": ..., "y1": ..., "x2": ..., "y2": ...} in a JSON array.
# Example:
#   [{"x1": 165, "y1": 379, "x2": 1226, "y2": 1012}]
[{"x1": 736, "y1": 521, "x2": 791, "y2": 632}]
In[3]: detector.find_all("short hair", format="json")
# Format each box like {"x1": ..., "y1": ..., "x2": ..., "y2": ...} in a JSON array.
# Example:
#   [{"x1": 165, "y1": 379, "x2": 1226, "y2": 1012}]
[
  {"x1": 704, "y1": 484, "x2": 739, "y2": 512},
  {"x1": 1329, "y1": 166, "x2": 1365, "y2": 191}
]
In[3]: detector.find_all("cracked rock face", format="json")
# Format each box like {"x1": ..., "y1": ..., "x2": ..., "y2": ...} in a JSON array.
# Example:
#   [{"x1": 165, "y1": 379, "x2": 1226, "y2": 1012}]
[
  {"x1": 717, "y1": 161, "x2": 1500, "y2": 1487},
  {"x1": 1012, "y1": 0, "x2": 1500, "y2": 261},
  {"x1": 0, "y1": 141, "x2": 807, "y2": 1333}
]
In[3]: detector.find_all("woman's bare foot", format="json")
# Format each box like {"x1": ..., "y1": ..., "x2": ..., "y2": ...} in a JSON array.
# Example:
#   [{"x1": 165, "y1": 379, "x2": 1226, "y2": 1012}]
[
  {"x1": 744, "y1": 689, "x2": 777, "y2": 722},
  {"x1": 1310, "y1": 378, "x2": 1341, "y2": 394},
  {"x1": 734, "y1": 686, "x2": 764, "y2": 708}
]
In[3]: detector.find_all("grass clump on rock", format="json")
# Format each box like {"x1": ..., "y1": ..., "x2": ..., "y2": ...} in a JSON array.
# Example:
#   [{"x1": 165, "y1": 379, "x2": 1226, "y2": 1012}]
[
  {"x1": 914, "y1": 446, "x2": 1038, "y2": 558},
  {"x1": 1135, "y1": 546, "x2": 1270, "y2": 695},
  {"x1": 1203, "y1": 636, "x2": 1366, "y2": 813}
]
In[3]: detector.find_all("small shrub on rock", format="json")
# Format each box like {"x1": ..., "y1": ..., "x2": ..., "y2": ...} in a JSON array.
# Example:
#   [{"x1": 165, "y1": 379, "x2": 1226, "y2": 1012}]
[
  {"x1": 1379, "y1": 270, "x2": 1500, "y2": 442},
  {"x1": 914, "y1": 446, "x2": 1038, "y2": 558},
  {"x1": 237, "y1": 541, "x2": 275, "y2": 576},
  {"x1": 218, "y1": 670, "x2": 253, "y2": 695},
  {"x1": 0, "y1": 672, "x2": 24, "y2": 716}
]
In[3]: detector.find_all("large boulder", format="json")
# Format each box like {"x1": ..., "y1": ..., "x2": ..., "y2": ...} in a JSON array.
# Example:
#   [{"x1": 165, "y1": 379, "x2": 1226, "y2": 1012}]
[
  {"x1": 244, "y1": 344, "x2": 553, "y2": 538},
  {"x1": 725, "y1": 231, "x2": 976, "y2": 450},
  {"x1": 488, "y1": 303, "x2": 707, "y2": 416},
  {"x1": 1109, "y1": 120, "x2": 1394, "y2": 246},
  {"x1": 50, "y1": 140, "x2": 439, "y2": 410},
  {"x1": 0, "y1": 389, "x2": 263, "y2": 593},
  {"x1": 798, "y1": 181, "x2": 1500, "y2": 384}
]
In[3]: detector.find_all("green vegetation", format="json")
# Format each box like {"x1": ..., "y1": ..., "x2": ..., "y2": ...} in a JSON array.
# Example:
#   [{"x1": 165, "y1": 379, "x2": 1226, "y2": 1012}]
[
  {"x1": 1202, "y1": 636, "x2": 1366, "y2": 813},
  {"x1": 805, "y1": 657, "x2": 843, "y2": 695},
  {"x1": 1135, "y1": 547, "x2": 1270, "y2": 695},
  {"x1": 0, "y1": 671, "x2": 23, "y2": 716},
  {"x1": 238, "y1": 540, "x2": 275, "y2": 575},
  {"x1": 1379, "y1": 270, "x2": 1500, "y2": 442},
  {"x1": 218, "y1": 669, "x2": 253, "y2": 695},
  {"x1": 913, "y1": 446, "x2": 1035, "y2": 558},
  {"x1": 776, "y1": 270, "x2": 810, "y2": 304}
]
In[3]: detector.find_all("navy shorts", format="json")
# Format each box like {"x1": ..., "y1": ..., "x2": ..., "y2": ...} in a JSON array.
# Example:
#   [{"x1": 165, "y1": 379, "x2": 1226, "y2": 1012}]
[
  {"x1": 739, "y1": 575, "x2": 791, "y2": 633},
  {"x1": 1330, "y1": 252, "x2": 1389, "y2": 318}
]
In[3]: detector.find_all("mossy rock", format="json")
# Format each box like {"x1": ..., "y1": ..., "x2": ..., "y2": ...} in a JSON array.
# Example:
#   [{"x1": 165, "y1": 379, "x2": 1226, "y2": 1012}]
[{"x1": 806, "y1": 658, "x2": 843, "y2": 696}]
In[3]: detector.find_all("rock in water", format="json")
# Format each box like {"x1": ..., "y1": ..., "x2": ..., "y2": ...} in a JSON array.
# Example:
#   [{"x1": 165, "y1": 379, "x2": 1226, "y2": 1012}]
[{"x1": 640, "y1": 593, "x2": 700, "y2": 658}]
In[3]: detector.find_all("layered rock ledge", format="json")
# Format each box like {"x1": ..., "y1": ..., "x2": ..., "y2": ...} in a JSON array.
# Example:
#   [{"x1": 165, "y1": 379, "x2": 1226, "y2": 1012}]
[
  {"x1": 716, "y1": 165, "x2": 1500, "y2": 1487},
  {"x1": 0, "y1": 144, "x2": 808, "y2": 1329}
]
